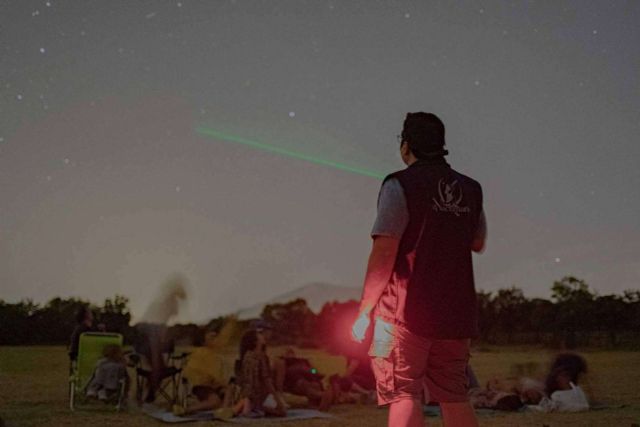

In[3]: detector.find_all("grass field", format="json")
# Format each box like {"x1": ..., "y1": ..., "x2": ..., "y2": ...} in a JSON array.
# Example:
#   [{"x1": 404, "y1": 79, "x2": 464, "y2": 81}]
[{"x1": 1, "y1": 345, "x2": 639, "y2": 426}]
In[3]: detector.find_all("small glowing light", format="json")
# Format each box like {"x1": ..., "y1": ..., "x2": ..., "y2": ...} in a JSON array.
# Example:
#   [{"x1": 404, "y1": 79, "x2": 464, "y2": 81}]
[
  {"x1": 176, "y1": 186, "x2": 181, "y2": 192},
  {"x1": 592, "y1": 30, "x2": 598, "y2": 35},
  {"x1": 46, "y1": 1, "x2": 51, "y2": 6},
  {"x1": 40, "y1": 47, "x2": 46, "y2": 53},
  {"x1": 474, "y1": 80, "x2": 480, "y2": 86},
  {"x1": 404, "y1": 13, "x2": 410, "y2": 18},
  {"x1": 288, "y1": 111, "x2": 296, "y2": 118},
  {"x1": 555, "y1": 258, "x2": 561, "y2": 263},
  {"x1": 16, "y1": 94, "x2": 23, "y2": 100},
  {"x1": 64, "y1": 158, "x2": 70, "y2": 164}
]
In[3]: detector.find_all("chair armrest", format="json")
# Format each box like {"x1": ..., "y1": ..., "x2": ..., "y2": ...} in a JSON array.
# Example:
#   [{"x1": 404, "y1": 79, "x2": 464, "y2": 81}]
[{"x1": 125, "y1": 352, "x2": 142, "y2": 367}]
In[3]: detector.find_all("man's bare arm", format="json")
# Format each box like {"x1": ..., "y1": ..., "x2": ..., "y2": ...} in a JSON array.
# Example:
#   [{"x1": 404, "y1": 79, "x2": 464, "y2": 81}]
[
  {"x1": 471, "y1": 210, "x2": 487, "y2": 253},
  {"x1": 359, "y1": 236, "x2": 401, "y2": 313},
  {"x1": 352, "y1": 236, "x2": 400, "y2": 342}
]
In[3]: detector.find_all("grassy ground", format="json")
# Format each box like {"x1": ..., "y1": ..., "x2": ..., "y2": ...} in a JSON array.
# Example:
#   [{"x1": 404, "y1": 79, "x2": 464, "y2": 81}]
[{"x1": 1, "y1": 345, "x2": 639, "y2": 426}]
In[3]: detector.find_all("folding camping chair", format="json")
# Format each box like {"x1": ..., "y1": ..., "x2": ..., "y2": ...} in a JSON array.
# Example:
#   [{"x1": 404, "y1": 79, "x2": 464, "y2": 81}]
[
  {"x1": 127, "y1": 344, "x2": 189, "y2": 406},
  {"x1": 68, "y1": 332, "x2": 127, "y2": 411}
]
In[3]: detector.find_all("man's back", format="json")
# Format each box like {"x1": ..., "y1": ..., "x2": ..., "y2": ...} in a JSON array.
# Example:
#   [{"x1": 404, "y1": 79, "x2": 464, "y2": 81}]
[{"x1": 390, "y1": 159, "x2": 482, "y2": 339}]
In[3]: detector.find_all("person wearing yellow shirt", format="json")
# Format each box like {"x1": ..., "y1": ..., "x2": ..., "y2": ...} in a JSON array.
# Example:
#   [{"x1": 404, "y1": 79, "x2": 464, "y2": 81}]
[{"x1": 180, "y1": 316, "x2": 239, "y2": 416}]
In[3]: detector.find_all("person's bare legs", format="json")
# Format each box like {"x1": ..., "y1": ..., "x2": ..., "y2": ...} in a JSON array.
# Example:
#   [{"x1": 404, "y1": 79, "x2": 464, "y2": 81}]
[
  {"x1": 274, "y1": 359, "x2": 286, "y2": 392},
  {"x1": 185, "y1": 394, "x2": 222, "y2": 414},
  {"x1": 222, "y1": 384, "x2": 237, "y2": 408},
  {"x1": 440, "y1": 401, "x2": 478, "y2": 427},
  {"x1": 292, "y1": 379, "x2": 333, "y2": 410},
  {"x1": 388, "y1": 398, "x2": 425, "y2": 427}
]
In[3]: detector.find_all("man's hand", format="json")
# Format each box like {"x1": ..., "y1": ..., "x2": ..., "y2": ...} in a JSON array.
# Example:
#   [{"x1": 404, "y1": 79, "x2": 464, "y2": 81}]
[
  {"x1": 352, "y1": 236, "x2": 400, "y2": 343},
  {"x1": 351, "y1": 310, "x2": 371, "y2": 343}
]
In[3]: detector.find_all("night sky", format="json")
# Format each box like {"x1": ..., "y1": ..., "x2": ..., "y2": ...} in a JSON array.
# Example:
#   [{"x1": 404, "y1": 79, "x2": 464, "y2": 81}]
[{"x1": 1, "y1": 1, "x2": 638, "y2": 322}]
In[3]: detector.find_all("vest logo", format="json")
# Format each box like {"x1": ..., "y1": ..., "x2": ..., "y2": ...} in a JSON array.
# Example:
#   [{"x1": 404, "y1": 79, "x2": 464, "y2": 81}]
[{"x1": 432, "y1": 179, "x2": 470, "y2": 216}]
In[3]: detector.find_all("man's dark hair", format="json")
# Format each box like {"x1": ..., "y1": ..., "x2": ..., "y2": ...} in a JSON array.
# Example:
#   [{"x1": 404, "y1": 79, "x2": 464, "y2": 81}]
[
  {"x1": 545, "y1": 352, "x2": 588, "y2": 394},
  {"x1": 401, "y1": 112, "x2": 448, "y2": 158},
  {"x1": 75, "y1": 306, "x2": 91, "y2": 324}
]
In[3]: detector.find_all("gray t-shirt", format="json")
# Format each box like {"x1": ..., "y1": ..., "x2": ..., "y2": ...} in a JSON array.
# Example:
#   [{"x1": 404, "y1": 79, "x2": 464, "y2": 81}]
[
  {"x1": 371, "y1": 178, "x2": 409, "y2": 239},
  {"x1": 371, "y1": 177, "x2": 486, "y2": 241}
]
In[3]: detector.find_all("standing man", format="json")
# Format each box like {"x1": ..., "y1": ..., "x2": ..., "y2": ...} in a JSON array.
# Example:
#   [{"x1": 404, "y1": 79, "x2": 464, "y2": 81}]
[{"x1": 352, "y1": 112, "x2": 486, "y2": 427}]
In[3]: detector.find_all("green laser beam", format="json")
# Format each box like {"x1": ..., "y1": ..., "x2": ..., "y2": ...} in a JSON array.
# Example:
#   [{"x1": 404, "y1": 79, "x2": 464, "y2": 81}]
[{"x1": 195, "y1": 126, "x2": 386, "y2": 179}]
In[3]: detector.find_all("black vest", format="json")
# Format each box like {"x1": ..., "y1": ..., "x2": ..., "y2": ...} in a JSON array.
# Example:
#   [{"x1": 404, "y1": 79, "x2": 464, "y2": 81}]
[{"x1": 375, "y1": 158, "x2": 483, "y2": 339}]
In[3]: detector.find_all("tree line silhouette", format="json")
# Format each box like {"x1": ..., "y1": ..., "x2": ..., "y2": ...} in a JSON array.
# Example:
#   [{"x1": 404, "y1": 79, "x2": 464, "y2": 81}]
[{"x1": 1, "y1": 276, "x2": 638, "y2": 349}]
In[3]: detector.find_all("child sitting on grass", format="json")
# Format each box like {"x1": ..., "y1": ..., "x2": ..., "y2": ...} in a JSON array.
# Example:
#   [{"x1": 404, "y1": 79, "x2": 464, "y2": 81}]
[{"x1": 86, "y1": 344, "x2": 130, "y2": 402}]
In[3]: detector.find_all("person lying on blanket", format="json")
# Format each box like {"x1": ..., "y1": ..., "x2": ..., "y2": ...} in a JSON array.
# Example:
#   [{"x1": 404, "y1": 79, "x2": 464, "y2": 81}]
[
  {"x1": 467, "y1": 364, "x2": 527, "y2": 412},
  {"x1": 470, "y1": 352, "x2": 590, "y2": 412},
  {"x1": 177, "y1": 316, "x2": 240, "y2": 418}
]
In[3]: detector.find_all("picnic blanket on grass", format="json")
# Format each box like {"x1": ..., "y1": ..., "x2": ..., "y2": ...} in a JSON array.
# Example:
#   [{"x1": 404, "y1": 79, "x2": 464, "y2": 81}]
[
  {"x1": 423, "y1": 405, "x2": 497, "y2": 417},
  {"x1": 423, "y1": 403, "x2": 626, "y2": 418},
  {"x1": 143, "y1": 405, "x2": 334, "y2": 424}
]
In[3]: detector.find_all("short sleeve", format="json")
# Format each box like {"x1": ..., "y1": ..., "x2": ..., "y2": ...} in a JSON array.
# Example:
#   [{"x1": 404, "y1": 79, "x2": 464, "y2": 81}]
[{"x1": 371, "y1": 178, "x2": 409, "y2": 239}]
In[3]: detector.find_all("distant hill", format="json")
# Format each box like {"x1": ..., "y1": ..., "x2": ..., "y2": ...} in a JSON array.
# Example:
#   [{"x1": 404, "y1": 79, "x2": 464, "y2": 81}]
[{"x1": 236, "y1": 283, "x2": 361, "y2": 320}]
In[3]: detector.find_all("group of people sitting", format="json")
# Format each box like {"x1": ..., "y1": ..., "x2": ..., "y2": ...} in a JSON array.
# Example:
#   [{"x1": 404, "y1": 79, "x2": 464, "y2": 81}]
[
  {"x1": 176, "y1": 317, "x2": 377, "y2": 418},
  {"x1": 68, "y1": 310, "x2": 377, "y2": 418},
  {"x1": 69, "y1": 306, "x2": 590, "y2": 417}
]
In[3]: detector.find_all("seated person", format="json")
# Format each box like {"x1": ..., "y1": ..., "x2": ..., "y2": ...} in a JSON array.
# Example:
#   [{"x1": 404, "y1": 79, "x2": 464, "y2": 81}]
[
  {"x1": 86, "y1": 344, "x2": 130, "y2": 401},
  {"x1": 179, "y1": 317, "x2": 238, "y2": 416},
  {"x1": 329, "y1": 341, "x2": 377, "y2": 404},
  {"x1": 538, "y1": 352, "x2": 589, "y2": 412},
  {"x1": 133, "y1": 275, "x2": 187, "y2": 403},
  {"x1": 274, "y1": 348, "x2": 333, "y2": 410},
  {"x1": 69, "y1": 306, "x2": 94, "y2": 361},
  {"x1": 545, "y1": 352, "x2": 588, "y2": 395},
  {"x1": 237, "y1": 330, "x2": 286, "y2": 417}
]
